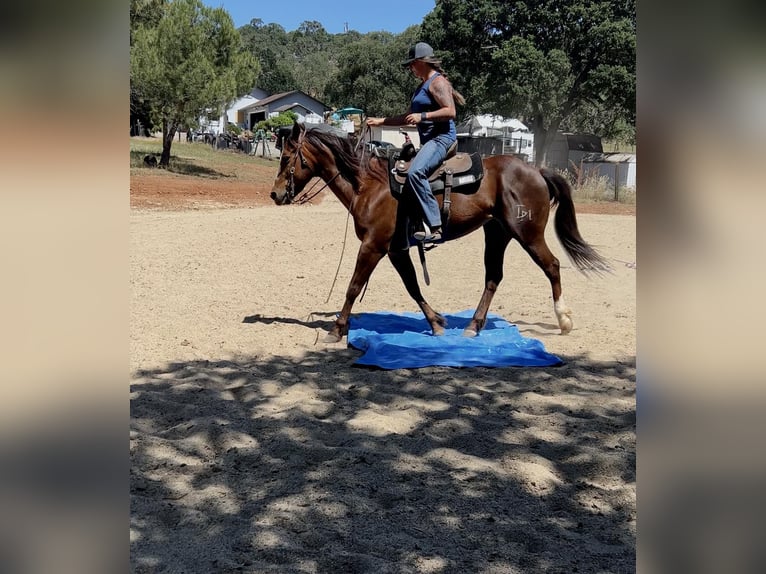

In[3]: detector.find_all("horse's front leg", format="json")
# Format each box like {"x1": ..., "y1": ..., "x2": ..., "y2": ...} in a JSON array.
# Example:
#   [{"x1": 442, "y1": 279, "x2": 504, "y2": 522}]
[
  {"x1": 388, "y1": 250, "x2": 446, "y2": 336},
  {"x1": 325, "y1": 242, "x2": 386, "y2": 343}
]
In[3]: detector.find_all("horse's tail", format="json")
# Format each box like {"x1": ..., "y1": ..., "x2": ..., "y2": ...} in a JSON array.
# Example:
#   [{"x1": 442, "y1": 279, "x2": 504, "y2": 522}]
[{"x1": 540, "y1": 168, "x2": 611, "y2": 274}]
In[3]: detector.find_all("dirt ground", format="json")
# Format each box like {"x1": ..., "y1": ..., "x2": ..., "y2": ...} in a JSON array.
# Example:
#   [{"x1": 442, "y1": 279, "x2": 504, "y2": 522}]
[{"x1": 130, "y1": 171, "x2": 636, "y2": 573}]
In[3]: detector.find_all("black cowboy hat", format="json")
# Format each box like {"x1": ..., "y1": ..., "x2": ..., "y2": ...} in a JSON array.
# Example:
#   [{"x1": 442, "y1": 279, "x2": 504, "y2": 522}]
[{"x1": 401, "y1": 42, "x2": 434, "y2": 67}]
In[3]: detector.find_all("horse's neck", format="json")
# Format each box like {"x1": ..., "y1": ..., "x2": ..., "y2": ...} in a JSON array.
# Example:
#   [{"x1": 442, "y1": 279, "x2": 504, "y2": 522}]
[{"x1": 321, "y1": 167, "x2": 356, "y2": 211}]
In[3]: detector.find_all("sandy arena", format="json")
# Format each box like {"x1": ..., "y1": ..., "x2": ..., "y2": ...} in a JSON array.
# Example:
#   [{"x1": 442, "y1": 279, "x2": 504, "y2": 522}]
[{"x1": 130, "y1": 192, "x2": 635, "y2": 573}]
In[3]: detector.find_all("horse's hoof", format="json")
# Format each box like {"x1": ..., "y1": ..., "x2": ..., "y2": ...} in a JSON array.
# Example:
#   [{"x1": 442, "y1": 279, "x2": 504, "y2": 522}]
[
  {"x1": 323, "y1": 331, "x2": 343, "y2": 343},
  {"x1": 432, "y1": 326, "x2": 445, "y2": 336},
  {"x1": 554, "y1": 299, "x2": 573, "y2": 334},
  {"x1": 462, "y1": 328, "x2": 478, "y2": 338}
]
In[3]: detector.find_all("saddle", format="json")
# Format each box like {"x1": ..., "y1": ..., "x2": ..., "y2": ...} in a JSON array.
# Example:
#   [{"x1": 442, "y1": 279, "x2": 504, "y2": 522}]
[
  {"x1": 385, "y1": 142, "x2": 484, "y2": 254},
  {"x1": 388, "y1": 143, "x2": 483, "y2": 199}
]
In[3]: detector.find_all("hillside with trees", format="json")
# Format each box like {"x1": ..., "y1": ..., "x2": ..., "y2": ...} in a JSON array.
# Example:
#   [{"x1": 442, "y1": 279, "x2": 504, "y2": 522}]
[{"x1": 131, "y1": 0, "x2": 634, "y2": 165}]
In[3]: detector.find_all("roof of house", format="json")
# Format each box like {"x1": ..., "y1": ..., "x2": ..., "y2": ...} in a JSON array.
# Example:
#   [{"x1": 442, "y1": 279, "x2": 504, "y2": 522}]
[
  {"x1": 253, "y1": 90, "x2": 299, "y2": 106},
  {"x1": 250, "y1": 90, "x2": 330, "y2": 111},
  {"x1": 274, "y1": 102, "x2": 310, "y2": 113},
  {"x1": 229, "y1": 94, "x2": 259, "y2": 111}
]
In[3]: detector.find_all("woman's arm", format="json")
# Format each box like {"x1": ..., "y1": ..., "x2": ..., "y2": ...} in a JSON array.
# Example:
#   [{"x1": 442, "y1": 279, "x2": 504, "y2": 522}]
[
  {"x1": 367, "y1": 114, "x2": 407, "y2": 127},
  {"x1": 422, "y1": 76, "x2": 456, "y2": 122},
  {"x1": 366, "y1": 106, "x2": 413, "y2": 127}
]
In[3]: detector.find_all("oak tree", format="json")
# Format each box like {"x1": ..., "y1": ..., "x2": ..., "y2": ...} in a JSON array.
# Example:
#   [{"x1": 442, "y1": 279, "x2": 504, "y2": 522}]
[{"x1": 421, "y1": 0, "x2": 635, "y2": 165}]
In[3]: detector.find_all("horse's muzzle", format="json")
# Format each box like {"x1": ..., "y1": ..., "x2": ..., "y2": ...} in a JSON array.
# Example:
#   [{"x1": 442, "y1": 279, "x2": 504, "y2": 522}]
[{"x1": 270, "y1": 189, "x2": 291, "y2": 205}]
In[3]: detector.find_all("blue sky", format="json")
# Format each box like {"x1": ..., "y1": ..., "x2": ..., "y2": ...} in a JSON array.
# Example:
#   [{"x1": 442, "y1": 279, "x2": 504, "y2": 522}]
[{"x1": 202, "y1": 0, "x2": 435, "y2": 35}]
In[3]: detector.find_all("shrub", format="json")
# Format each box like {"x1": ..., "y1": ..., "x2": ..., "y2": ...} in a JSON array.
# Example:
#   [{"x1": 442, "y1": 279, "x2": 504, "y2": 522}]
[{"x1": 226, "y1": 123, "x2": 242, "y2": 136}]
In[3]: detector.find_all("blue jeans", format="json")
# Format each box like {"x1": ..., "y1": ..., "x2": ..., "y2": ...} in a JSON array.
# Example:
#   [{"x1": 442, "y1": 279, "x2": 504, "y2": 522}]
[{"x1": 404, "y1": 134, "x2": 454, "y2": 228}]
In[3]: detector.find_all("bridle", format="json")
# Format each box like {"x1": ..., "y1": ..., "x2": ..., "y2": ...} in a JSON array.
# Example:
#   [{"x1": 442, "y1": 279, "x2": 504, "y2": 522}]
[
  {"x1": 281, "y1": 133, "x2": 341, "y2": 204},
  {"x1": 283, "y1": 134, "x2": 309, "y2": 202}
]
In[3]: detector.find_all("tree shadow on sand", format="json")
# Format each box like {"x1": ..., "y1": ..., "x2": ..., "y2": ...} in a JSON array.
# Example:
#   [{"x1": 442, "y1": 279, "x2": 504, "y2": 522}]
[{"x1": 131, "y1": 351, "x2": 636, "y2": 573}]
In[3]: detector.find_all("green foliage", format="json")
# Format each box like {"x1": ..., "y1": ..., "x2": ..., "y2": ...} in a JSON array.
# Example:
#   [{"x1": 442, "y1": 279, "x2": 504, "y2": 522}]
[
  {"x1": 239, "y1": 19, "x2": 424, "y2": 111},
  {"x1": 131, "y1": 0, "x2": 259, "y2": 163},
  {"x1": 130, "y1": 0, "x2": 166, "y2": 45},
  {"x1": 323, "y1": 27, "x2": 421, "y2": 116},
  {"x1": 240, "y1": 20, "x2": 299, "y2": 95},
  {"x1": 563, "y1": 102, "x2": 636, "y2": 146},
  {"x1": 256, "y1": 112, "x2": 298, "y2": 132},
  {"x1": 420, "y1": 0, "x2": 635, "y2": 165},
  {"x1": 131, "y1": 1, "x2": 635, "y2": 169},
  {"x1": 240, "y1": 18, "x2": 341, "y2": 101}
]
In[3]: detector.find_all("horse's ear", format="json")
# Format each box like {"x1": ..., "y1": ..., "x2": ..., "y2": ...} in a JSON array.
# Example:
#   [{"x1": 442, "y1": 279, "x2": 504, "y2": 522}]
[{"x1": 291, "y1": 121, "x2": 305, "y2": 142}]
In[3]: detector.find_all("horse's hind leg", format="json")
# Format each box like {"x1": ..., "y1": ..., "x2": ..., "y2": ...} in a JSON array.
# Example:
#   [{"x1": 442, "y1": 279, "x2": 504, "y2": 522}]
[
  {"x1": 521, "y1": 238, "x2": 573, "y2": 334},
  {"x1": 464, "y1": 221, "x2": 511, "y2": 337},
  {"x1": 388, "y1": 250, "x2": 446, "y2": 336}
]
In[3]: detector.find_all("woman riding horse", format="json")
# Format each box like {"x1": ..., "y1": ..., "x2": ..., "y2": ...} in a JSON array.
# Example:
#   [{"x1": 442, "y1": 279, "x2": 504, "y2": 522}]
[
  {"x1": 270, "y1": 121, "x2": 608, "y2": 343},
  {"x1": 366, "y1": 42, "x2": 466, "y2": 245}
]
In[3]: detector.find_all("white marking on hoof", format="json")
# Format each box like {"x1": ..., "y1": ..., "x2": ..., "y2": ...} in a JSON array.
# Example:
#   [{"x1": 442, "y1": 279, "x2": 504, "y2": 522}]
[
  {"x1": 462, "y1": 328, "x2": 478, "y2": 338},
  {"x1": 323, "y1": 331, "x2": 342, "y2": 343},
  {"x1": 554, "y1": 297, "x2": 573, "y2": 334}
]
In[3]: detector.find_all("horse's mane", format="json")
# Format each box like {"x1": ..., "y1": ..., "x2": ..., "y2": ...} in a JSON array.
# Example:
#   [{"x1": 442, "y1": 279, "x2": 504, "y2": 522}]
[{"x1": 302, "y1": 128, "x2": 389, "y2": 193}]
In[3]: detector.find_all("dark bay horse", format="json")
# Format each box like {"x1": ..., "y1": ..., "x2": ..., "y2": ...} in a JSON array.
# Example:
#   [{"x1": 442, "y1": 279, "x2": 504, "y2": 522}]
[{"x1": 270, "y1": 122, "x2": 609, "y2": 343}]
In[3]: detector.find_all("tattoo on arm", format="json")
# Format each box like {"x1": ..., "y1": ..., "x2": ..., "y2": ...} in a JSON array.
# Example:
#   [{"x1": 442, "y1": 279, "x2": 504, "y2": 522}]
[{"x1": 429, "y1": 78, "x2": 455, "y2": 118}]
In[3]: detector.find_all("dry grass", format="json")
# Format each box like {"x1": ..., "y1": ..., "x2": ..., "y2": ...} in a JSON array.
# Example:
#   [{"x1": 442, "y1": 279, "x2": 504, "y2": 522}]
[
  {"x1": 561, "y1": 163, "x2": 636, "y2": 205},
  {"x1": 129, "y1": 137, "x2": 275, "y2": 176},
  {"x1": 573, "y1": 174, "x2": 636, "y2": 204}
]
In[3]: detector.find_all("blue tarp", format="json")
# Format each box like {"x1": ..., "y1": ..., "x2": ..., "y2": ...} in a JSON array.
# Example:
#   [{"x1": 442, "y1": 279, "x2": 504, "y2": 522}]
[{"x1": 347, "y1": 310, "x2": 563, "y2": 369}]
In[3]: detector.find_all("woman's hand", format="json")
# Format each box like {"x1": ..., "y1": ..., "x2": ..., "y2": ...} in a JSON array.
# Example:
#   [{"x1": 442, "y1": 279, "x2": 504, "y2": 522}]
[
  {"x1": 366, "y1": 117, "x2": 384, "y2": 127},
  {"x1": 405, "y1": 113, "x2": 428, "y2": 125}
]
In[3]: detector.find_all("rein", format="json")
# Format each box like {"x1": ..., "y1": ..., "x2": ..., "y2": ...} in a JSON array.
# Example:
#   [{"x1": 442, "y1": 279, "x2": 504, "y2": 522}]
[
  {"x1": 280, "y1": 125, "x2": 376, "y2": 308},
  {"x1": 294, "y1": 171, "x2": 341, "y2": 204}
]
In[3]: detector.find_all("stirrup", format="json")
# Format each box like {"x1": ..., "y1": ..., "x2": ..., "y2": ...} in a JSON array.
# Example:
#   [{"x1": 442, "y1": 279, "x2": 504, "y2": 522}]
[{"x1": 413, "y1": 222, "x2": 442, "y2": 243}]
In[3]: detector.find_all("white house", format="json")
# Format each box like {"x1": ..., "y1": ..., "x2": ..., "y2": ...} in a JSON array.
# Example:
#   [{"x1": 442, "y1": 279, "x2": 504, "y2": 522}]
[
  {"x1": 239, "y1": 90, "x2": 331, "y2": 129},
  {"x1": 198, "y1": 88, "x2": 270, "y2": 134},
  {"x1": 225, "y1": 88, "x2": 270, "y2": 127}
]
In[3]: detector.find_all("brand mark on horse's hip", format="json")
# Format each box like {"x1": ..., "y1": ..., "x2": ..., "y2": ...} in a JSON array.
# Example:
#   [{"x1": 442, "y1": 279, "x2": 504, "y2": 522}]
[{"x1": 517, "y1": 205, "x2": 532, "y2": 220}]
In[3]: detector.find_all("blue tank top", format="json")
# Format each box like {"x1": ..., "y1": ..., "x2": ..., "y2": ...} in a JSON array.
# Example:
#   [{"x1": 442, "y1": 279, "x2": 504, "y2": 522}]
[{"x1": 410, "y1": 73, "x2": 456, "y2": 144}]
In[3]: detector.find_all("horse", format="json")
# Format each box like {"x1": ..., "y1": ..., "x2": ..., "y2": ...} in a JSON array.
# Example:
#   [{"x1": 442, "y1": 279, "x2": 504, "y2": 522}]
[{"x1": 270, "y1": 121, "x2": 609, "y2": 343}]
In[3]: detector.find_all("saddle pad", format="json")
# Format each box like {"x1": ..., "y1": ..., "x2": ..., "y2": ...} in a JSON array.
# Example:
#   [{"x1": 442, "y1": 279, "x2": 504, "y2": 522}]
[{"x1": 347, "y1": 310, "x2": 563, "y2": 369}]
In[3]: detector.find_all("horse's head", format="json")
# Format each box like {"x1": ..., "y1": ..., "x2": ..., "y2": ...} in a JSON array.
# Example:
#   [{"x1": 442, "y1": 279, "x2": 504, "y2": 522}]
[{"x1": 270, "y1": 122, "x2": 317, "y2": 205}]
